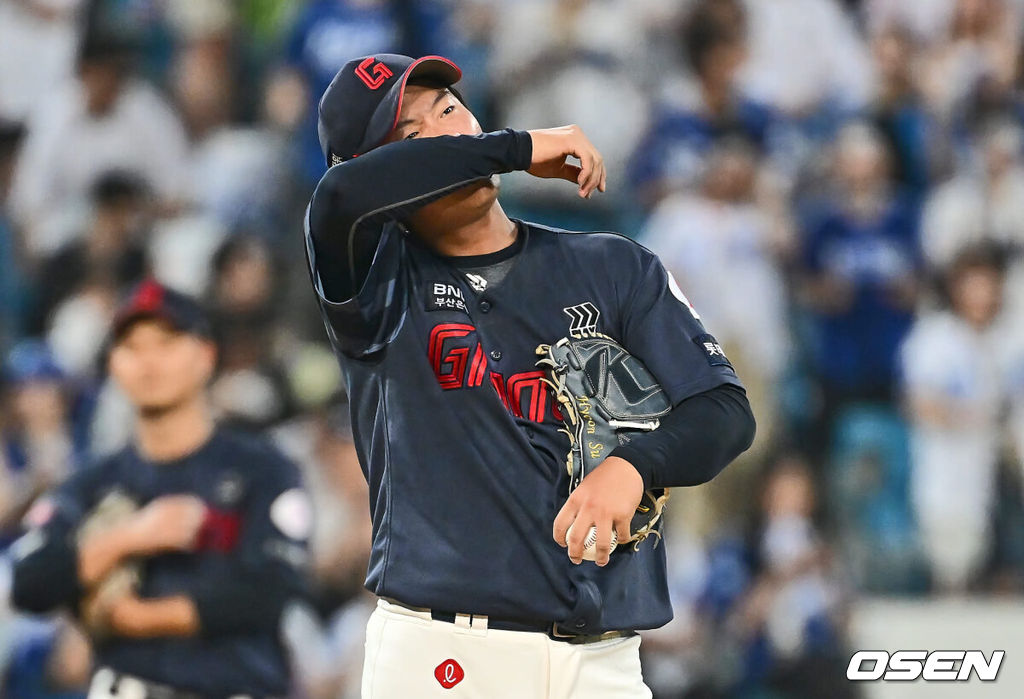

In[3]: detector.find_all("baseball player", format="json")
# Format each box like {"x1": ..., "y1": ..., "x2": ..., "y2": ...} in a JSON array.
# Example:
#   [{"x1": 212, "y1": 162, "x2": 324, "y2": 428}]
[
  {"x1": 305, "y1": 54, "x2": 756, "y2": 697},
  {"x1": 9, "y1": 280, "x2": 310, "y2": 699}
]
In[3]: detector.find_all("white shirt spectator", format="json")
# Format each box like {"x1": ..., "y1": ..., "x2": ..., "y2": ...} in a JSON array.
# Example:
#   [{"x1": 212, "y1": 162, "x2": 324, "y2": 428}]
[
  {"x1": 488, "y1": 0, "x2": 652, "y2": 203},
  {"x1": 189, "y1": 127, "x2": 289, "y2": 230},
  {"x1": 641, "y1": 192, "x2": 790, "y2": 382},
  {"x1": 900, "y1": 310, "x2": 1006, "y2": 589},
  {"x1": 0, "y1": 0, "x2": 84, "y2": 124},
  {"x1": 921, "y1": 167, "x2": 1024, "y2": 267},
  {"x1": 921, "y1": 165, "x2": 1024, "y2": 318},
  {"x1": 865, "y1": 0, "x2": 958, "y2": 43},
  {"x1": 10, "y1": 78, "x2": 189, "y2": 256},
  {"x1": 739, "y1": 0, "x2": 875, "y2": 114}
]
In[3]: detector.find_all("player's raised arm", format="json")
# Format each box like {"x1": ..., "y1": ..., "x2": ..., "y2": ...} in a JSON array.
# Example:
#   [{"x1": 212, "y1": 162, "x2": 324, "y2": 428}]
[
  {"x1": 309, "y1": 130, "x2": 532, "y2": 299},
  {"x1": 308, "y1": 56, "x2": 611, "y2": 304}
]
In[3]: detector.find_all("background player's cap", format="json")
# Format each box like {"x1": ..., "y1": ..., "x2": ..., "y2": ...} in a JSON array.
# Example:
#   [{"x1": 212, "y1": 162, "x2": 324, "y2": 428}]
[
  {"x1": 317, "y1": 53, "x2": 462, "y2": 166},
  {"x1": 110, "y1": 279, "x2": 213, "y2": 343}
]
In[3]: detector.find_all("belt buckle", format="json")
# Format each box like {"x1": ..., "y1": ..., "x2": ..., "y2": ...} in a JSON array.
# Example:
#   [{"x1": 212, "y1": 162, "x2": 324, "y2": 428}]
[{"x1": 550, "y1": 622, "x2": 581, "y2": 640}]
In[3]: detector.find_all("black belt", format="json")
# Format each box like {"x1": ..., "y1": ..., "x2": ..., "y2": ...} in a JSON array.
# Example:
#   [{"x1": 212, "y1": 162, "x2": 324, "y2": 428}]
[{"x1": 388, "y1": 600, "x2": 636, "y2": 645}]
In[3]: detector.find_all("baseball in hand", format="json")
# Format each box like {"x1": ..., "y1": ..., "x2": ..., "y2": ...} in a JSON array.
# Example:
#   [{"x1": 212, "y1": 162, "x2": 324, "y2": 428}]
[{"x1": 565, "y1": 523, "x2": 618, "y2": 561}]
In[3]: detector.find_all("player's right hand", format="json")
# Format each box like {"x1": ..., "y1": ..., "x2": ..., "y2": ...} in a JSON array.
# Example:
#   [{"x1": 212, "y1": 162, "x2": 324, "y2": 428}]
[
  {"x1": 526, "y1": 125, "x2": 607, "y2": 199},
  {"x1": 128, "y1": 495, "x2": 208, "y2": 554}
]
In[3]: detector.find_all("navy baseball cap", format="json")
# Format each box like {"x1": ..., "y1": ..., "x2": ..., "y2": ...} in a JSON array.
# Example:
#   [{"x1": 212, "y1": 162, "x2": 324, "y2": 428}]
[
  {"x1": 110, "y1": 279, "x2": 213, "y2": 342},
  {"x1": 317, "y1": 53, "x2": 462, "y2": 166}
]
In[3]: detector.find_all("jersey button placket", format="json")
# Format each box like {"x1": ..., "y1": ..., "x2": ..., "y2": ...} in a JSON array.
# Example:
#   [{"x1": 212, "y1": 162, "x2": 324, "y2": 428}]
[
  {"x1": 479, "y1": 300, "x2": 491, "y2": 313},
  {"x1": 490, "y1": 349, "x2": 502, "y2": 361}
]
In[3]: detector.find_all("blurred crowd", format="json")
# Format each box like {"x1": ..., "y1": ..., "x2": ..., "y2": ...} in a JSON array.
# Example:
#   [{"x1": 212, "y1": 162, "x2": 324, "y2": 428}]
[{"x1": 2, "y1": 0, "x2": 1024, "y2": 697}]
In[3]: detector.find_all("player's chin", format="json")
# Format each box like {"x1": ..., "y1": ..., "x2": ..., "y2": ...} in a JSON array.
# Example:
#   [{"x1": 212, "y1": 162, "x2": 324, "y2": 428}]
[
  {"x1": 467, "y1": 177, "x2": 500, "y2": 202},
  {"x1": 133, "y1": 391, "x2": 189, "y2": 417}
]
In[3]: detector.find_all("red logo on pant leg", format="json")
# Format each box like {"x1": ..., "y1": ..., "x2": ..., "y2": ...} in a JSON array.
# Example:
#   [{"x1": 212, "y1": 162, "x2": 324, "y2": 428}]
[{"x1": 434, "y1": 659, "x2": 464, "y2": 689}]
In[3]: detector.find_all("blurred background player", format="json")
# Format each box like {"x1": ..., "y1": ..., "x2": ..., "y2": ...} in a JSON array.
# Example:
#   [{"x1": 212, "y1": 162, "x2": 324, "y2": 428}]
[{"x1": 8, "y1": 280, "x2": 310, "y2": 699}]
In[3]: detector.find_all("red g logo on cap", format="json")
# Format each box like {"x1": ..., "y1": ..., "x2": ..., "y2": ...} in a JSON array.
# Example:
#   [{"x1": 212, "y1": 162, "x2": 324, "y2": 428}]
[
  {"x1": 434, "y1": 659, "x2": 464, "y2": 689},
  {"x1": 133, "y1": 279, "x2": 164, "y2": 311},
  {"x1": 355, "y1": 57, "x2": 394, "y2": 90}
]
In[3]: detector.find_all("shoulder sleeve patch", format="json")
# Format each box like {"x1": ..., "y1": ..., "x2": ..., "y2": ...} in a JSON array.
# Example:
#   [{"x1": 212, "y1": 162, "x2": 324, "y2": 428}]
[
  {"x1": 693, "y1": 334, "x2": 732, "y2": 368},
  {"x1": 270, "y1": 488, "x2": 313, "y2": 540}
]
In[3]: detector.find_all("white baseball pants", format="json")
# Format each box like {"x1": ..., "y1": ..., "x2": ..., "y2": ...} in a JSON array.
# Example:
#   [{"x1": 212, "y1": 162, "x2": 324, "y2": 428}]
[{"x1": 361, "y1": 598, "x2": 652, "y2": 698}]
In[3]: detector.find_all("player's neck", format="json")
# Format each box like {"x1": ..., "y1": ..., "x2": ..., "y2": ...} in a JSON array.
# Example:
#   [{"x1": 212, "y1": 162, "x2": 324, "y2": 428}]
[
  {"x1": 418, "y1": 203, "x2": 517, "y2": 257},
  {"x1": 134, "y1": 395, "x2": 215, "y2": 463}
]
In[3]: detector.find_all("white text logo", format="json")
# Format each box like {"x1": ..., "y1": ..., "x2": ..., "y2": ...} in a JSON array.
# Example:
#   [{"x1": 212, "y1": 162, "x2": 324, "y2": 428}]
[{"x1": 847, "y1": 650, "x2": 1004, "y2": 682}]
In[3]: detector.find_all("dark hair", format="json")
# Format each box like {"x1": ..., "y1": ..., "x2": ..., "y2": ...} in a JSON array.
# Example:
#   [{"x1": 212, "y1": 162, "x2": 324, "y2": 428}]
[
  {"x1": 90, "y1": 169, "x2": 149, "y2": 207},
  {"x1": 937, "y1": 241, "x2": 1008, "y2": 307},
  {"x1": 680, "y1": 0, "x2": 747, "y2": 73},
  {"x1": 76, "y1": 31, "x2": 137, "y2": 75},
  {"x1": 948, "y1": 241, "x2": 1008, "y2": 278},
  {"x1": 0, "y1": 120, "x2": 24, "y2": 158}
]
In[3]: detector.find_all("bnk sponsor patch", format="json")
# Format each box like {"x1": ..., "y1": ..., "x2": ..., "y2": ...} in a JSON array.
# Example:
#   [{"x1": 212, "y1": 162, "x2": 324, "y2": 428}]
[{"x1": 426, "y1": 282, "x2": 468, "y2": 314}]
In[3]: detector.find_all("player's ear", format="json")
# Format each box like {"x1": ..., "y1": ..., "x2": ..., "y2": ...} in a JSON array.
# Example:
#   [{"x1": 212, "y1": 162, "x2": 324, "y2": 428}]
[{"x1": 198, "y1": 338, "x2": 219, "y2": 383}]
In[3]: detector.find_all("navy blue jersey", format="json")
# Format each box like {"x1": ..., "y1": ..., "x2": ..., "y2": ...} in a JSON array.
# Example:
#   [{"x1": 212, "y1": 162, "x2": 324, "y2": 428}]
[
  {"x1": 10, "y1": 428, "x2": 308, "y2": 697},
  {"x1": 305, "y1": 130, "x2": 742, "y2": 633}
]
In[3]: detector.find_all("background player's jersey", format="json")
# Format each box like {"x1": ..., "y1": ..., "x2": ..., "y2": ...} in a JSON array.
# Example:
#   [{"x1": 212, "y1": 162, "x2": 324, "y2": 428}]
[
  {"x1": 305, "y1": 130, "x2": 741, "y2": 633},
  {"x1": 10, "y1": 429, "x2": 307, "y2": 697}
]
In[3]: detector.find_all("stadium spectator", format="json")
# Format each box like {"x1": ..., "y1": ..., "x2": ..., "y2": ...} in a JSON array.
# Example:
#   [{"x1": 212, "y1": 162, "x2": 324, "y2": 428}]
[
  {"x1": 0, "y1": 341, "x2": 80, "y2": 544},
  {"x1": 731, "y1": 456, "x2": 855, "y2": 697},
  {"x1": 207, "y1": 236, "x2": 293, "y2": 429},
  {"x1": 0, "y1": 0, "x2": 85, "y2": 126},
  {"x1": 918, "y1": 0, "x2": 1021, "y2": 122},
  {"x1": 0, "y1": 123, "x2": 29, "y2": 355},
  {"x1": 30, "y1": 171, "x2": 150, "y2": 337},
  {"x1": 629, "y1": 0, "x2": 794, "y2": 207},
  {"x1": 922, "y1": 119, "x2": 1024, "y2": 266},
  {"x1": 282, "y1": 0, "x2": 403, "y2": 182},
  {"x1": 900, "y1": 244, "x2": 1010, "y2": 591},
  {"x1": 865, "y1": 0, "x2": 960, "y2": 44},
  {"x1": 276, "y1": 403, "x2": 372, "y2": 699},
  {"x1": 488, "y1": 0, "x2": 655, "y2": 227},
  {"x1": 8, "y1": 34, "x2": 189, "y2": 258},
  {"x1": 642, "y1": 139, "x2": 791, "y2": 450},
  {"x1": 798, "y1": 123, "x2": 921, "y2": 428},
  {"x1": 868, "y1": 26, "x2": 938, "y2": 198},
  {"x1": 738, "y1": 0, "x2": 874, "y2": 117}
]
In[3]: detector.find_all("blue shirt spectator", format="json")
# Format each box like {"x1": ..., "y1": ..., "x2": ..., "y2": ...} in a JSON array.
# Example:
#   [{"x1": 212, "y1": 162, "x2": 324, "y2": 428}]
[
  {"x1": 285, "y1": 0, "x2": 402, "y2": 181},
  {"x1": 628, "y1": 0, "x2": 795, "y2": 208},
  {"x1": 799, "y1": 127, "x2": 922, "y2": 398}
]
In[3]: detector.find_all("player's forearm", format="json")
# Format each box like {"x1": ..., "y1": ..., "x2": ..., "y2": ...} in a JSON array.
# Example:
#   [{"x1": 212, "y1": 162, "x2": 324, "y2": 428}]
[
  {"x1": 309, "y1": 129, "x2": 532, "y2": 300},
  {"x1": 109, "y1": 595, "x2": 200, "y2": 639},
  {"x1": 77, "y1": 521, "x2": 149, "y2": 587},
  {"x1": 312, "y1": 129, "x2": 532, "y2": 229},
  {"x1": 611, "y1": 383, "x2": 756, "y2": 490},
  {"x1": 191, "y1": 572, "x2": 294, "y2": 637}
]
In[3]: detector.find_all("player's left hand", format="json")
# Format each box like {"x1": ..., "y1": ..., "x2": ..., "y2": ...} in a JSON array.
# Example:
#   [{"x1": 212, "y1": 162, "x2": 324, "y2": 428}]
[
  {"x1": 552, "y1": 456, "x2": 644, "y2": 567},
  {"x1": 80, "y1": 585, "x2": 133, "y2": 639}
]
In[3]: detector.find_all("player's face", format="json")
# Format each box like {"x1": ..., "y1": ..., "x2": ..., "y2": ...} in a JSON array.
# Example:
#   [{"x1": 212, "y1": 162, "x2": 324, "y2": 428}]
[
  {"x1": 108, "y1": 318, "x2": 216, "y2": 415},
  {"x1": 387, "y1": 85, "x2": 498, "y2": 231},
  {"x1": 387, "y1": 85, "x2": 482, "y2": 143}
]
